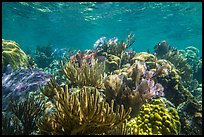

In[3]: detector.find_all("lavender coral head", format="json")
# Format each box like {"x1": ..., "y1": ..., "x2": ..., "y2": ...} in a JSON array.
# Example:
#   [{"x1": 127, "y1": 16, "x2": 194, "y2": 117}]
[
  {"x1": 2, "y1": 65, "x2": 52, "y2": 110},
  {"x1": 139, "y1": 78, "x2": 164, "y2": 101}
]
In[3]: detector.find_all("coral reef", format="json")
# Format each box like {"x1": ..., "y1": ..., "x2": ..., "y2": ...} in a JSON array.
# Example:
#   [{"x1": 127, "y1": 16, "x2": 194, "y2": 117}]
[
  {"x1": 93, "y1": 33, "x2": 136, "y2": 72},
  {"x1": 33, "y1": 44, "x2": 54, "y2": 68},
  {"x1": 177, "y1": 98, "x2": 202, "y2": 135},
  {"x1": 130, "y1": 52, "x2": 194, "y2": 107},
  {"x1": 2, "y1": 93, "x2": 45, "y2": 135},
  {"x1": 62, "y1": 58, "x2": 105, "y2": 89},
  {"x1": 131, "y1": 52, "x2": 157, "y2": 67},
  {"x1": 151, "y1": 59, "x2": 194, "y2": 107},
  {"x1": 38, "y1": 85, "x2": 131, "y2": 135},
  {"x1": 127, "y1": 97, "x2": 181, "y2": 135},
  {"x1": 69, "y1": 50, "x2": 106, "y2": 68},
  {"x1": 120, "y1": 49, "x2": 136, "y2": 68},
  {"x1": 2, "y1": 39, "x2": 29, "y2": 73},
  {"x1": 94, "y1": 33, "x2": 136, "y2": 57},
  {"x1": 2, "y1": 65, "x2": 52, "y2": 110},
  {"x1": 2, "y1": 112, "x2": 24, "y2": 135},
  {"x1": 179, "y1": 46, "x2": 202, "y2": 83},
  {"x1": 2, "y1": 36, "x2": 202, "y2": 135},
  {"x1": 190, "y1": 83, "x2": 202, "y2": 102},
  {"x1": 104, "y1": 60, "x2": 165, "y2": 117},
  {"x1": 163, "y1": 48, "x2": 193, "y2": 85},
  {"x1": 104, "y1": 54, "x2": 121, "y2": 72}
]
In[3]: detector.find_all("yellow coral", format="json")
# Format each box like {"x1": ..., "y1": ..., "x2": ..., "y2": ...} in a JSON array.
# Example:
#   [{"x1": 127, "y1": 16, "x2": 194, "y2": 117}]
[
  {"x1": 2, "y1": 39, "x2": 29, "y2": 72},
  {"x1": 62, "y1": 58, "x2": 105, "y2": 89},
  {"x1": 127, "y1": 97, "x2": 181, "y2": 135},
  {"x1": 38, "y1": 85, "x2": 132, "y2": 135}
]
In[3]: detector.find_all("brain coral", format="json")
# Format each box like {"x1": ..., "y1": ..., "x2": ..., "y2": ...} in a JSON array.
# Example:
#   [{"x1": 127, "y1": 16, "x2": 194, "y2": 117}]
[
  {"x1": 2, "y1": 39, "x2": 29, "y2": 72},
  {"x1": 127, "y1": 97, "x2": 181, "y2": 135}
]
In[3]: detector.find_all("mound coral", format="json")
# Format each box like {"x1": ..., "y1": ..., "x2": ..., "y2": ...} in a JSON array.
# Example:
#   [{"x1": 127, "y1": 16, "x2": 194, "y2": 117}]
[
  {"x1": 127, "y1": 97, "x2": 181, "y2": 135},
  {"x1": 38, "y1": 85, "x2": 131, "y2": 135},
  {"x1": 179, "y1": 46, "x2": 202, "y2": 83},
  {"x1": 2, "y1": 39, "x2": 29, "y2": 72}
]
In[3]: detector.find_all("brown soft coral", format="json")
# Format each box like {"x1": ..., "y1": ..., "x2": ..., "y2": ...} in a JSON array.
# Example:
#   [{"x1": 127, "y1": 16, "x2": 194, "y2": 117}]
[
  {"x1": 38, "y1": 85, "x2": 131, "y2": 135},
  {"x1": 62, "y1": 58, "x2": 105, "y2": 89}
]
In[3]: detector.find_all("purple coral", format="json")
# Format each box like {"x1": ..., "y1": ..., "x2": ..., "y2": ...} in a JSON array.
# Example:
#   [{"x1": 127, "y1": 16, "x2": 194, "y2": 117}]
[
  {"x1": 93, "y1": 36, "x2": 107, "y2": 49},
  {"x1": 2, "y1": 65, "x2": 52, "y2": 110},
  {"x1": 139, "y1": 78, "x2": 164, "y2": 100}
]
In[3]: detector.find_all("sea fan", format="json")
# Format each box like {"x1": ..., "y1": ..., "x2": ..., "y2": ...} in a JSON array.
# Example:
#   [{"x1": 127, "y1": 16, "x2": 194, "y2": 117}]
[{"x1": 2, "y1": 65, "x2": 52, "y2": 110}]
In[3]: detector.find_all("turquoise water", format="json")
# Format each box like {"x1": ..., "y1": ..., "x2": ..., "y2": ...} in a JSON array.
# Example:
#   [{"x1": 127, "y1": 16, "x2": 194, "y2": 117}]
[{"x1": 2, "y1": 2, "x2": 202, "y2": 56}]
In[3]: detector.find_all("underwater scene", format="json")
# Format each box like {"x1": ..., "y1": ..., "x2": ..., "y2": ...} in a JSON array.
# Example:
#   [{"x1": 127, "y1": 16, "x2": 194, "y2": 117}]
[{"x1": 2, "y1": 2, "x2": 202, "y2": 135}]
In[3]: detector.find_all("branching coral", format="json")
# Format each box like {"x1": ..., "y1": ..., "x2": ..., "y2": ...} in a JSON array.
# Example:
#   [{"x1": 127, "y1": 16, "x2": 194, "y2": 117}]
[
  {"x1": 2, "y1": 39, "x2": 29, "y2": 72},
  {"x1": 37, "y1": 85, "x2": 131, "y2": 135},
  {"x1": 94, "y1": 33, "x2": 136, "y2": 58},
  {"x1": 2, "y1": 112, "x2": 24, "y2": 135},
  {"x1": 62, "y1": 58, "x2": 105, "y2": 89},
  {"x1": 5, "y1": 94, "x2": 45, "y2": 135},
  {"x1": 163, "y1": 48, "x2": 193, "y2": 85},
  {"x1": 127, "y1": 97, "x2": 181, "y2": 135}
]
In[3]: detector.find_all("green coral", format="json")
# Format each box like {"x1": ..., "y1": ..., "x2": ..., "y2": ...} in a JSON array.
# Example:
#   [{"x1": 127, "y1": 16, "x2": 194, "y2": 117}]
[
  {"x1": 2, "y1": 39, "x2": 29, "y2": 72},
  {"x1": 127, "y1": 98, "x2": 181, "y2": 135}
]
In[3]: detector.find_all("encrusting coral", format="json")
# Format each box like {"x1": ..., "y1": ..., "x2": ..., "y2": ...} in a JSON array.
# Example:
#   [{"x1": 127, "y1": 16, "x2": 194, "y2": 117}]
[
  {"x1": 37, "y1": 85, "x2": 131, "y2": 135},
  {"x1": 127, "y1": 97, "x2": 181, "y2": 135},
  {"x1": 2, "y1": 39, "x2": 29, "y2": 72}
]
